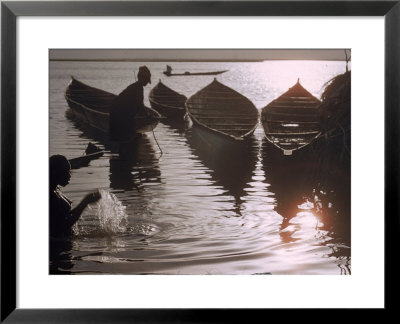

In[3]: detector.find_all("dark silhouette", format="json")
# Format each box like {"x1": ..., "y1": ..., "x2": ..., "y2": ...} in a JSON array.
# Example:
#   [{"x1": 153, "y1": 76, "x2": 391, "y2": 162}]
[
  {"x1": 109, "y1": 135, "x2": 161, "y2": 192},
  {"x1": 68, "y1": 142, "x2": 104, "y2": 169},
  {"x1": 162, "y1": 65, "x2": 228, "y2": 76},
  {"x1": 186, "y1": 128, "x2": 257, "y2": 214},
  {"x1": 49, "y1": 155, "x2": 100, "y2": 238},
  {"x1": 165, "y1": 65, "x2": 172, "y2": 75},
  {"x1": 50, "y1": 239, "x2": 73, "y2": 274},
  {"x1": 109, "y1": 66, "x2": 152, "y2": 142}
]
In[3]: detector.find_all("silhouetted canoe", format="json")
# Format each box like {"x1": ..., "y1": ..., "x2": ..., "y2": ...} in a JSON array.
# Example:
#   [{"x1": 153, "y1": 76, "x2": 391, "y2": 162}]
[
  {"x1": 261, "y1": 79, "x2": 321, "y2": 156},
  {"x1": 149, "y1": 80, "x2": 187, "y2": 119},
  {"x1": 65, "y1": 77, "x2": 161, "y2": 135},
  {"x1": 69, "y1": 142, "x2": 104, "y2": 169},
  {"x1": 186, "y1": 79, "x2": 259, "y2": 147},
  {"x1": 163, "y1": 70, "x2": 228, "y2": 77}
]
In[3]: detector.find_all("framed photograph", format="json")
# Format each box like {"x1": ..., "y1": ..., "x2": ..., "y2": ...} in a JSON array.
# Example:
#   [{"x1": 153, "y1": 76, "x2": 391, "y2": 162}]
[{"x1": 2, "y1": 0, "x2": 398, "y2": 322}]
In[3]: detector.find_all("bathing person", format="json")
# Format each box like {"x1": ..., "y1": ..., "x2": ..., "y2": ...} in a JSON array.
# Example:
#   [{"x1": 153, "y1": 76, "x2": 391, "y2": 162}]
[
  {"x1": 49, "y1": 154, "x2": 101, "y2": 238},
  {"x1": 109, "y1": 66, "x2": 152, "y2": 142}
]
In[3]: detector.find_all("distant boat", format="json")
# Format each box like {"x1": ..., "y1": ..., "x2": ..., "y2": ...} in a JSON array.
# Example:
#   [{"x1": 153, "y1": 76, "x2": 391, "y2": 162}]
[
  {"x1": 261, "y1": 79, "x2": 322, "y2": 156},
  {"x1": 65, "y1": 77, "x2": 161, "y2": 135},
  {"x1": 186, "y1": 79, "x2": 259, "y2": 149},
  {"x1": 163, "y1": 65, "x2": 228, "y2": 77},
  {"x1": 163, "y1": 70, "x2": 228, "y2": 76},
  {"x1": 149, "y1": 80, "x2": 187, "y2": 120}
]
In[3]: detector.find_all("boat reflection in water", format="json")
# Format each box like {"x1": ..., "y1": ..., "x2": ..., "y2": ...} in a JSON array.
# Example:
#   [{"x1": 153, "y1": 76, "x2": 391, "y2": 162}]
[
  {"x1": 262, "y1": 138, "x2": 351, "y2": 274},
  {"x1": 160, "y1": 115, "x2": 191, "y2": 135},
  {"x1": 186, "y1": 127, "x2": 257, "y2": 214},
  {"x1": 109, "y1": 135, "x2": 161, "y2": 193},
  {"x1": 66, "y1": 107, "x2": 162, "y2": 198},
  {"x1": 65, "y1": 108, "x2": 117, "y2": 153}
]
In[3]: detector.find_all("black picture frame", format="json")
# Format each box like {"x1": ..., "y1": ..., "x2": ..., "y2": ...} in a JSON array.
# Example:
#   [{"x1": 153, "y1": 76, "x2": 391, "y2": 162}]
[{"x1": 1, "y1": 1, "x2": 398, "y2": 322}]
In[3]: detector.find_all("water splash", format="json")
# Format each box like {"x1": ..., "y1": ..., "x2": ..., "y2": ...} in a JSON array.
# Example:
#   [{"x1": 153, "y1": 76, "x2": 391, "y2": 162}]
[
  {"x1": 96, "y1": 189, "x2": 128, "y2": 234},
  {"x1": 74, "y1": 189, "x2": 129, "y2": 235}
]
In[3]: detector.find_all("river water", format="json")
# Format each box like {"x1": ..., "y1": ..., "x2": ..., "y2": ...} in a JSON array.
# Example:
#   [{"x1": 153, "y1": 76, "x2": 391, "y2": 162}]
[{"x1": 49, "y1": 60, "x2": 350, "y2": 275}]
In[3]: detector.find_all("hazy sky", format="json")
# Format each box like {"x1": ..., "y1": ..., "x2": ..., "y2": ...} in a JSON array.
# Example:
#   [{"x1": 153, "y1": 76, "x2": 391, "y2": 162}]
[{"x1": 50, "y1": 49, "x2": 349, "y2": 61}]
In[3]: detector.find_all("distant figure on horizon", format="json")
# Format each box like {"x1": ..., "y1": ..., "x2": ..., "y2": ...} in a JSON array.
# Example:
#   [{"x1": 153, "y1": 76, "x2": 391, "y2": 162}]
[
  {"x1": 109, "y1": 66, "x2": 152, "y2": 143},
  {"x1": 165, "y1": 65, "x2": 172, "y2": 75},
  {"x1": 50, "y1": 155, "x2": 101, "y2": 238}
]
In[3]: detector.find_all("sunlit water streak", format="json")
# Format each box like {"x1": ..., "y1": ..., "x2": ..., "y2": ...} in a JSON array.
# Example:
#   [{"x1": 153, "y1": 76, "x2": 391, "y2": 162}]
[{"x1": 50, "y1": 60, "x2": 350, "y2": 274}]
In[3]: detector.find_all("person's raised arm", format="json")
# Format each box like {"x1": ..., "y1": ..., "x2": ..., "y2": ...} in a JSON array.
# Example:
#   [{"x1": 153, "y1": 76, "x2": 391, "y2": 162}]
[{"x1": 67, "y1": 190, "x2": 101, "y2": 227}]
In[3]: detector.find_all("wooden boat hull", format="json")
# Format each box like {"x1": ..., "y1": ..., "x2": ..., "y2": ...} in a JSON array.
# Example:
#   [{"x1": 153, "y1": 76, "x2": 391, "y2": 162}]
[
  {"x1": 81, "y1": 105, "x2": 109, "y2": 133},
  {"x1": 190, "y1": 123, "x2": 255, "y2": 153},
  {"x1": 163, "y1": 70, "x2": 228, "y2": 77},
  {"x1": 186, "y1": 79, "x2": 259, "y2": 146},
  {"x1": 65, "y1": 96, "x2": 88, "y2": 122},
  {"x1": 65, "y1": 77, "x2": 161, "y2": 137},
  {"x1": 149, "y1": 80, "x2": 187, "y2": 119},
  {"x1": 261, "y1": 80, "x2": 321, "y2": 156},
  {"x1": 261, "y1": 135, "x2": 320, "y2": 162}
]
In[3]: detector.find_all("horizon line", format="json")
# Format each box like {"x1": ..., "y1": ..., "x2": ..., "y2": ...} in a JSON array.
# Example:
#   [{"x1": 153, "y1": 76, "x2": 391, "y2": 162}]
[{"x1": 50, "y1": 58, "x2": 345, "y2": 62}]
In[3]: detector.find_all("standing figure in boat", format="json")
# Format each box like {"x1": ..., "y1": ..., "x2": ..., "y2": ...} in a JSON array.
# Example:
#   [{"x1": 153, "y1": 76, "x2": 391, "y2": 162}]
[
  {"x1": 164, "y1": 65, "x2": 172, "y2": 76},
  {"x1": 109, "y1": 66, "x2": 152, "y2": 142},
  {"x1": 49, "y1": 155, "x2": 101, "y2": 238}
]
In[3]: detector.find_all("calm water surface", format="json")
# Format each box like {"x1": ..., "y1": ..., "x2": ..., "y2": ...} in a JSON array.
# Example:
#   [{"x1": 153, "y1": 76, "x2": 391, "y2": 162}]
[{"x1": 50, "y1": 60, "x2": 350, "y2": 274}]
